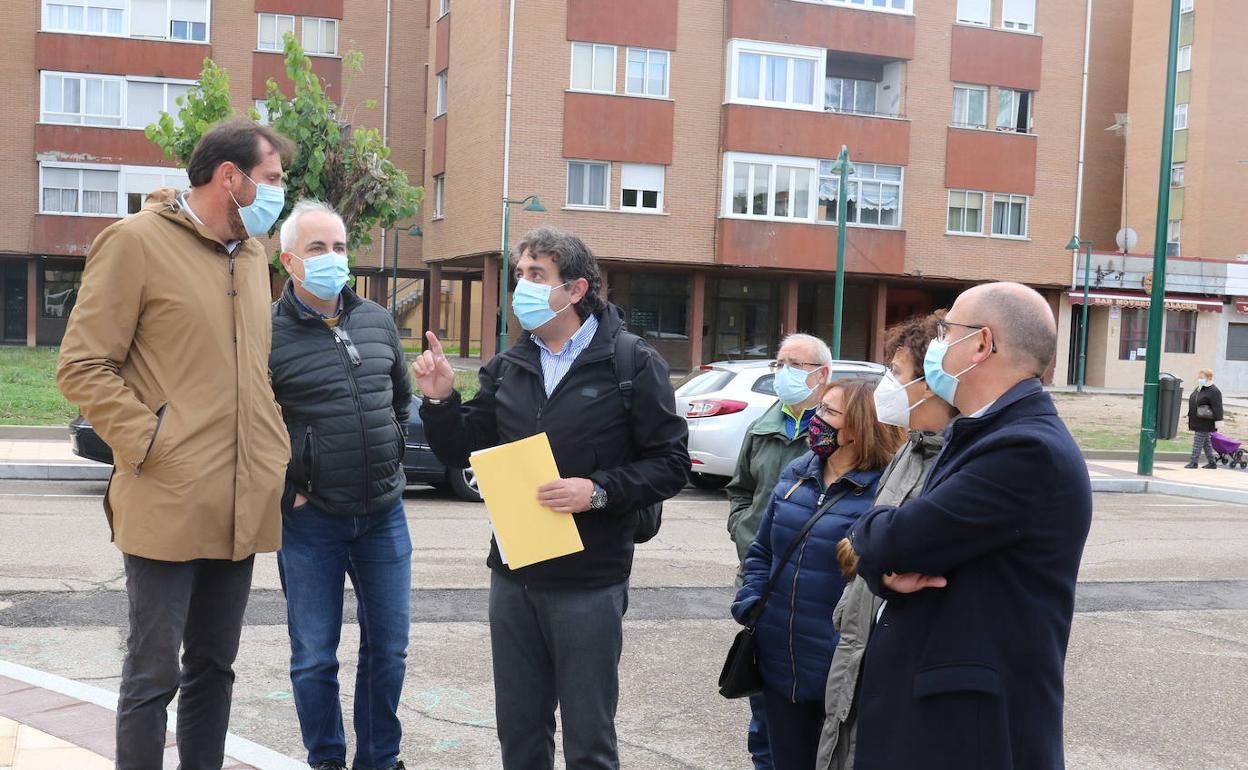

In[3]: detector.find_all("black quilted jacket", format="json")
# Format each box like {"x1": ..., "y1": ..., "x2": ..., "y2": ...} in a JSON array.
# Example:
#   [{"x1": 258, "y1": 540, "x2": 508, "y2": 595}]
[{"x1": 270, "y1": 281, "x2": 412, "y2": 516}]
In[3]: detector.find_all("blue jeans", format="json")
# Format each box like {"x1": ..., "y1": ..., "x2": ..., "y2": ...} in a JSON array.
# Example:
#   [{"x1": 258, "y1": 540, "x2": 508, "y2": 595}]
[
  {"x1": 277, "y1": 497, "x2": 412, "y2": 770},
  {"x1": 748, "y1": 692, "x2": 774, "y2": 770}
]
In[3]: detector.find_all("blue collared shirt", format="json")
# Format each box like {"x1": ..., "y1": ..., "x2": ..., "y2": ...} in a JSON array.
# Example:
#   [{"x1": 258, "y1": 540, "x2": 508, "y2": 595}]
[
  {"x1": 292, "y1": 287, "x2": 343, "y2": 321},
  {"x1": 532, "y1": 314, "x2": 599, "y2": 396}
]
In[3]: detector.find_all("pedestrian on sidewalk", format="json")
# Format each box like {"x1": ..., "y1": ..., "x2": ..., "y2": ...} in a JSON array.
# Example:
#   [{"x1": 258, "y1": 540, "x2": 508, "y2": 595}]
[
  {"x1": 814, "y1": 311, "x2": 957, "y2": 770},
  {"x1": 55, "y1": 118, "x2": 294, "y2": 770},
  {"x1": 725, "y1": 332, "x2": 833, "y2": 770},
  {"x1": 268, "y1": 201, "x2": 413, "y2": 770},
  {"x1": 849, "y1": 282, "x2": 1093, "y2": 770},
  {"x1": 731, "y1": 379, "x2": 904, "y2": 770},
  {"x1": 410, "y1": 226, "x2": 689, "y2": 770},
  {"x1": 1185, "y1": 368, "x2": 1224, "y2": 469}
]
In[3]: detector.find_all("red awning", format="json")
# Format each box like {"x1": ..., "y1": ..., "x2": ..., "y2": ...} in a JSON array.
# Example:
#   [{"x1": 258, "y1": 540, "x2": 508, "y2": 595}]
[{"x1": 1068, "y1": 290, "x2": 1222, "y2": 313}]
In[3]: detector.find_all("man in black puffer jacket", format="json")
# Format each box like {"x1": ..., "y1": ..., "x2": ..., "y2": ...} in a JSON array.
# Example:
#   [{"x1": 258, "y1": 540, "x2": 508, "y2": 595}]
[{"x1": 269, "y1": 200, "x2": 412, "y2": 770}]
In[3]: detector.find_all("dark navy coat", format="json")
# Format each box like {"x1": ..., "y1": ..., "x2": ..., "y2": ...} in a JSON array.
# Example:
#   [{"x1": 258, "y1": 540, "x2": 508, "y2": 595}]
[
  {"x1": 850, "y1": 379, "x2": 1092, "y2": 770},
  {"x1": 733, "y1": 452, "x2": 883, "y2": 704}
]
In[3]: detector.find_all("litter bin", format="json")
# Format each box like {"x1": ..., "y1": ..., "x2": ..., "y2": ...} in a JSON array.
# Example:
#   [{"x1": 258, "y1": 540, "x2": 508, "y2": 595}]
[{"x1": 1157, "y1": 373, "x2": 1184, "y2": 440}]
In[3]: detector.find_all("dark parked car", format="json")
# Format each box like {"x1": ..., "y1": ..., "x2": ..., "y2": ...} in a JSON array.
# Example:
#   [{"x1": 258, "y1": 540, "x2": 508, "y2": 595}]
[{"x1": 69, "y1": 411, "x2": 482, "y2": 503}]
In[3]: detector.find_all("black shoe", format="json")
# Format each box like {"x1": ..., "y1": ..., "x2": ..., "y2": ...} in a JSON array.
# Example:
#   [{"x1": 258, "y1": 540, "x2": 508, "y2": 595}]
[
  {"x1": 1204, "y1": 462, "x2": 1219, "y2": 469},
  {"x1": 1184, "y1": 462, "x2": 1199, "y2": 469},
  {"x1": 355, "y1": 763, "x2": 406, "y2": 770},
  {"x1": 313, "y1": 762, "x2": 347, "y2": 770}
]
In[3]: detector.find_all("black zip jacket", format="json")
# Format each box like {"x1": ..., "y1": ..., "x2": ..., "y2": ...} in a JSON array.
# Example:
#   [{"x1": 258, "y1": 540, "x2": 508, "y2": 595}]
[
  {"x1": 419, "y1": 305, "x2": 689, "y2": 588},
  {"x1": 1187, "y1": 383, "x2": 1223, "y2": 433},
  {"x1": 270, "y1": 281, "x2": 412, "y2": 516}
]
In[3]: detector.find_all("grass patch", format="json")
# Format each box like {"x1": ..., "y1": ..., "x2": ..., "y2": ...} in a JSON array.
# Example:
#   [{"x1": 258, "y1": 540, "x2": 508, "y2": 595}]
[
  {"x1": 0, "y1": 347, "x2": 78, "y2": 426},
  {"x1": 1066, "y1": 426, "x2": 1192, "y2": 453},
  {"x1": 404, "y1": 344, "x2": 482, "y2": 358}
]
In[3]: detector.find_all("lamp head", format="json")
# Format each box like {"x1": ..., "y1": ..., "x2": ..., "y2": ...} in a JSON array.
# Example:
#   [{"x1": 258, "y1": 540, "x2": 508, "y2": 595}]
[
  {"x1": 1065, "y1": 235, "x2": 1082, "y2": 251},
  {"x1": 523, "y1": 196, "x2": 547, "y2": 213}
]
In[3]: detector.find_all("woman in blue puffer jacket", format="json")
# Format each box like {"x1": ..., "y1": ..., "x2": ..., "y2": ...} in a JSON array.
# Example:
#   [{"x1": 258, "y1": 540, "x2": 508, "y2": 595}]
[{"x1": 732, "y1": 377, "x2": 904, "y2": 770}]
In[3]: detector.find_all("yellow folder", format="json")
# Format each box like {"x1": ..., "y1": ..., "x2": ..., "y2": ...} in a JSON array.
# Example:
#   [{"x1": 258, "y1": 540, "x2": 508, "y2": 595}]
[{"x1": 469, "y1": 432, "x2": 585, "y2": 569}]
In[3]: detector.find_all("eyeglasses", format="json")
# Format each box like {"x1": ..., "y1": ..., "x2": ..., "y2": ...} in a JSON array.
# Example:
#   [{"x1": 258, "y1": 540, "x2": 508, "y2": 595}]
[
  {"x1": 815, "y1": 404, "x2": 843, "y2": 421},
  {"x1": 935, "y1": 319, "x2": 988, "y2": 343},
  {"x1": 331, "y1": 326, "x2": 362, "y2": 367},
  {"x1": 768, "y1": 360, "x2": 823, "y2": 372}
]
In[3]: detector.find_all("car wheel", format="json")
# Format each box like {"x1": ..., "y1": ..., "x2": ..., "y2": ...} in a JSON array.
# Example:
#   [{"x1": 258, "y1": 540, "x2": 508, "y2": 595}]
[
  {"x1": 690, "y1": 472, "x2": 731, "y2": 490},
  {"x1": 447, "y1": 467, "x2": 483, "y2": 502}
]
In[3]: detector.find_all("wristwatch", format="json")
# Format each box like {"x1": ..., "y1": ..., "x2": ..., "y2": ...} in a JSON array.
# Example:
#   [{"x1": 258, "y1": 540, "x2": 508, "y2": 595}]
[
  {"x1": 424, "y1": 395, "x2": 446, "y2": 405},
  {"x1": 589, "y1": 482, "x2": 609, "y2": 510}
]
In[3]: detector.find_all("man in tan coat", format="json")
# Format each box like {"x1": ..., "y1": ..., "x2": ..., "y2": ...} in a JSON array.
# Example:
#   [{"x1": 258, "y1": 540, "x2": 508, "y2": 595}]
[{"x1": 57, "y1": 118, "x2": 294, "y2": 770}]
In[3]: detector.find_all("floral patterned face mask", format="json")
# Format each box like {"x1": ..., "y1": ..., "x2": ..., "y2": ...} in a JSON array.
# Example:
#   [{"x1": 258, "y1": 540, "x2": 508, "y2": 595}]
[{"x1": 806, "y1": 413, "x2": 842, "y2": 458}]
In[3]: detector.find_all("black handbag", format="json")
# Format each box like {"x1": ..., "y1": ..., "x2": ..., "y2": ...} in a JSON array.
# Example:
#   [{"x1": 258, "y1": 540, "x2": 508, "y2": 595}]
[
  {"x1": 1197, "y1": 404, "x2": 1214, "y2": 420},
  {"x1": 718, "y1": 487, "x2": 851, "y2": 699}
]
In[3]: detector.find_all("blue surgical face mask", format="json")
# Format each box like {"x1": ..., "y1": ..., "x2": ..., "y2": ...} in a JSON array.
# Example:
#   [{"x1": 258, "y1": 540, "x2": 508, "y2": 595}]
[
  {"x1": 1197, "y1": 378, "x2": 1208, "y2": 388},
  {"x1": 294, "y1": 251, "x2": 350, "y2": 301},
  {"x1": 923, "y1": 330, "x2": 981, "y2": 406},
  {"x1": 512, "y1": 277, "x2": 571, "y2": 331},
  {"x1": 230, "y1": 170, "x2": 285, "y2": 238},
  {"x1": 774, "y1": 365, "x2": 822, "y2": 406}
]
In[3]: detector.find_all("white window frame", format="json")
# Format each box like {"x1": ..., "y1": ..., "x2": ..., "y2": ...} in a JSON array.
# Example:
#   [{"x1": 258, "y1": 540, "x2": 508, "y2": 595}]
[
  {"x1": 569, "y1": 42, "x2": 617, "y2": 94},
  {"x1": 1167, "y1": 219, "x2": 1182, "y2": 255},
  {"x1": 620, "y1": 163, "x2": 665, "y2": 213},
  {"x1": 625, "y1": 48, "x2": 670, "y2": 99},
  {"x1": 41, "y1": 0, "x2": 128, "y2": 37},
  {"x1": 721, "y1": 152, "x2": 818, "y2": 222},
  {"x1": 41, "y1": 0, "x2": 212, "y2": 43},
  {"x1": 996, "y1": 88, "x2": 1033, "y2": 133},
  {"x1": 946, "y1": 190, "x2": 986, "y2": 236},
  {"x1": 1177, "y1": 45, "x2": 1192, "y2": 72},
  {"x1": 301, "y1": 16, "x2": 338, "y2": 56},
  {"x1": 122, "y1": 76, "x2": 194, "y2": 129},
  {"x1": 1181, "y1": 0, "x2": 1194, "y2": 12},
  {"x1": 794, "y1": 0, "x2": 913, "y2": 14},
  {"x1": 567, "y1": 160, "x2": 611, "y2": 209},
  {"x1": 433, "y1": 174, "x2": 445, "y2": 218},
  {"x1": 40, "y1": 71, "x2": 124, "y2": 127},
  {"x1": 727, "y1": 39, "x2": 824, "y2": 113},
  {"x1": 435, "y1": 71, "x2": 447, "y2": 117},
  {"x1": 955, "y1": 0, "x2": 991, "y2": 26},
  {"x1": 254, "y1": 99, "x2": 271, "y2": 124},
  {"x1": 1174, "y1": 103, "x2": 1188, "y2": 130},
  {"x1": 1001, "y1": 0, "x2": 1037, "y2": 32},
  {"x1": 39, "y1": 162, "x2": 189, "y2": 217},
  {"x1": 818, "y1": 161, "x2": 904, "y2": 228},
  {"x1": 1171, "y1": 162, "x2": 1185, "y2": 187},
  {"x1": 257, "y1": 13, "x2": 294, "y2": 52},
  {"x1": 991, "y1": 193, "x2": 1030, "y2": 239},
  {"x1": 952, "y1": 84, "x2": 989, "y2": 129}
]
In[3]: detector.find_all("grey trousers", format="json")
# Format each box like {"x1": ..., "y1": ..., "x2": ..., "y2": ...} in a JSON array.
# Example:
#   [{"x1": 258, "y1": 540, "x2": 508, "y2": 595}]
[
  {"x1": 1191, "y1": 431, "x2": 1217, "y2": 464},
  {"x1": 488, "y1": 572, "x2": 629, "y2": 770},
  {"x1": 116, "y1": 554, "x2": 254, "y2": 770}
]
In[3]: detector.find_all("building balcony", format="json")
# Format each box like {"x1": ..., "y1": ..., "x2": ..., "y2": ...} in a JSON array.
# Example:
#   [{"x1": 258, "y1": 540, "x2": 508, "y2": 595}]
[
  {"x1": 722, "y1": 104, "x2": 909, "y2": 166},
  {"x1": 945, "y1": 126, "x2": 1036, "y2": 195},
  {"x1": 31, "y1": 215, "x2": 118, "y2": 257},
  {"x1": 563, "y1": 92, "x2": 674, "y2": 165},
  {"x1": 949, "y1": 24, "x2": 1042, "y2": 92},
  {"x1": 35, "y1": 32, "x2": 206, "y2": 80},
  {"x1": 252, "y1": 51, "x2": 343, "y2": 102},
  {"x1": 726, "y1": 0, "x2": 915, "y2": 61},
  {"x1": 35, "y1": 125, "x2": 174, "y2": 167},
  {"x1": 717, "y1": 217, "x2": 905, "y2": 275},
  {"x1": 567, "y1": 0, "x2": 677, "y2": 50}
]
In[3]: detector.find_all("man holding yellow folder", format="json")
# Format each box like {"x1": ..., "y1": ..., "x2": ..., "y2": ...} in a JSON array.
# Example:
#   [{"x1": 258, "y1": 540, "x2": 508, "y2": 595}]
[{"x1": 412, "y1": 226, "x2": 689, "y2": 770}]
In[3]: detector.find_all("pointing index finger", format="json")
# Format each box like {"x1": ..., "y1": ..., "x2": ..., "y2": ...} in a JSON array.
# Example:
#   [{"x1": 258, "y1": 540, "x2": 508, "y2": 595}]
[{"x1": 425, "y1": 331, "x2": 445, "y2": 357}]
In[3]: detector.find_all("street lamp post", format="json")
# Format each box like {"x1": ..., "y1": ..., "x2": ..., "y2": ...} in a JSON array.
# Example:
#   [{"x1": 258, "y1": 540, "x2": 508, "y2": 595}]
[
  {"x1": 1139, "y1": 0, "x2": 1183, "y2": 477},
  {"x1": 828, "y1": 145, "x2": 855, "y2": 359},
  {"x1": 1065, "y1": 236, "x2": 1093, "y2": 393},
  {"x1": 390, "y1": 224, "x2": 423, "y2": 320},
  {"x1": 498, "y1": 195, "x2": 547, "y2": 354}
]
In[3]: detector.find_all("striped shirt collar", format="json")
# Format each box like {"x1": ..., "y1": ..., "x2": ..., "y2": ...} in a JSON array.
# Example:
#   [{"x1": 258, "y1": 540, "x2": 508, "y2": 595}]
[{"x1": 532, "y1": 314, "x2": 600, "y2": 396}]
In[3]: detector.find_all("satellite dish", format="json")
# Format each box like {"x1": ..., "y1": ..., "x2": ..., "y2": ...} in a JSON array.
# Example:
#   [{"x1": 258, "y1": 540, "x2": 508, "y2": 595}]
[{"x1": 1116, "y1": 227, "x2": 1138, "y2": 253}]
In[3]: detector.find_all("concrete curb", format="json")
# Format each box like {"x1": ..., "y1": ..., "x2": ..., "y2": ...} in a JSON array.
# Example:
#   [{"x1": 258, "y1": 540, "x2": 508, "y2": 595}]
[
  {"x1": 1091, "y1": 477, "x2": 1248, "y2": 504},
  {"x1": 0, "y1": 426, "x2": 69, "y2": 440},
  {"x1": 1083, "y1": 450, "x2": 1189, "y2": 462},
  {"x1": 0, "y1": 659, "x2": 304, "y2": 769},
  {"x1": 0, "y1": 463, "x2": 111, "y2": 481}
]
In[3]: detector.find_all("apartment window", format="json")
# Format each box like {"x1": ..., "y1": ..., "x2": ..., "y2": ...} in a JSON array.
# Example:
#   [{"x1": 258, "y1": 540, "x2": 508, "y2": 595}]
[
  {"x1": 1164, "y1": 311, "x2": 1197, "y2": 354},
  {"x1": 1167, "y1": 219, "x2": 1181, "y2": 256},
  {"x1": 626, "y1": 48, "x2": 669, "y2": 98},
  {"x1": 1174, "y1": 103, "x2": 1188, "y2": 130},
  {"x1": 122, "y1": 168, "x2": 189, "y2": 213},
  {"x1": 43, "y1": 263, "x2": 83, "y2": 319},
  {"x1": 725, "y1": 154, "x2": 815, "y2": 220},
  {"x1": 43, "y1": 0, "x2": 125, "y2": 35},
  {"x1": 435, "y1": 71, "x2": 447, "y2": 116},
  {"x1": 956, "y1": 0, "x2": 990, "y2": 26},
  {"x1": 568, "y1": 161, "x2": 609, "y2": 208},
  {"x1": 439, "y1": 0, "x2": 450, "y2": 17},
  {"x1": 41, "y1": 167, "x2": 117, "y2": 215},
  {"x1": 433, "y1": 174, "x2": 444, "y2": 218},
  {"x1": 996, "y1": 88, "x2": 1032, "y2": 133},
  {"x1": 571, "y1": 43, "x2": 616, "y2": 94},
  {"x1": 41, "y1": 72, "x2": 122, "y2": 126},
  {"x1": 620, "y1": 164, "x2": 664, "y2": 212},
  {"x1": 947, "y1": 190, "x2": 985, "y2": 235},
  {"x1": 1227, "y1": 324, "x2": 1248, "y2": 361},
  {"x1": 1119, "y1": 308, "x2": 1148, "y2": 360},
  {"x1": 254, "y1": 99, "x2": 271, "y2": 124},
  {"x1": 825, "y1": 77, "x2": 877, "y2": 115},
  {"x1": 301, "y1": 17, "x2": 337, "y2": 55},
  {"x1": 170, "y1": 18, "x2": 206, "y2": 41},
  {"x1": 818, "y1": 0, "x2": 912, "y2": 11},
  {"x1": 1171, "y1": 162, "x2": 1185, "y2": 187},
  {"x1": 1177, "y1": 45, "x2": 1192, "y2": 72},
  {"x1": 991, "y1": 194, "x2": 1029, "y2": 238},
  {"x1": 818, "y1": 162, "x2": 903, "y2": 227},
  {"x1": 257, "y1": 13, "x2": 293, "y2": 51},
  {"x1": 126, "y1": 79, "x2": 191, "y2": 129},
  {"x1": 953, "y1": 85, "x2": 988, "y2": 128},
  {"x1": 1181, "y1": 0, "x2": 1194, "y2": 12},
  {"x1": 730, "y1": 41, "x2": 822, "y2": 110},
  {"x1": 1002, "y1": 0, "x2": 1036, "y2": 31}
]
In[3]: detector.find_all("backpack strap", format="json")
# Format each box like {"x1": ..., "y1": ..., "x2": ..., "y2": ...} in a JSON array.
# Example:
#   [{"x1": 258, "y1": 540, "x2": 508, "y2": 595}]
[{"x1": 612, "y1": 331, "x2": 643, "y2": 413}]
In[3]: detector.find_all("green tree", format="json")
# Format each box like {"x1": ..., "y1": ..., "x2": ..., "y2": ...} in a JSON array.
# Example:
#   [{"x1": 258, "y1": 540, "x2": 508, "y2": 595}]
[{"x1": 146, "y1": 34, "x2": 422, "y2": 266}]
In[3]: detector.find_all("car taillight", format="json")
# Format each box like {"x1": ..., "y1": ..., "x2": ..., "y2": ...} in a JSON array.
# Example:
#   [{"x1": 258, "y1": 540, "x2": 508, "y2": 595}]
[{"x1": 686, "y1": 399, "x2": 749, "y2": 418}]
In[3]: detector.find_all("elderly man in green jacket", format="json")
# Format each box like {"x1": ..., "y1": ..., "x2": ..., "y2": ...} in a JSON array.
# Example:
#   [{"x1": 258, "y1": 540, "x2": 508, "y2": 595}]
[{"x1": 725, "y1": 332, "x2": 832, "y2": 770}]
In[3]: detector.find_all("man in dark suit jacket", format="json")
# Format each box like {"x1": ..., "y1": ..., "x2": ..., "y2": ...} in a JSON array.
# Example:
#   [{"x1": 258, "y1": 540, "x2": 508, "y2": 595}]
[{"x1": 850, "y1": 282, "x2": 1093, "y2": 770}]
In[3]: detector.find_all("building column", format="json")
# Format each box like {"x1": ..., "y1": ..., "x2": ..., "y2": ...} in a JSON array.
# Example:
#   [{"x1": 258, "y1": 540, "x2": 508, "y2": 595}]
[
  {"x1": 782, "y1": 276, "x2": 799, "y2": 336},
  {"x1": 869, "y1": 282, "x2": 888, "y2": 363},
  {"x1": 689, "y1": 272, "x2": 706, "y2": 369},
  {"x1": 26, "y1": 259, "x2": 38, "y2": 347},
  {"x1": 459, "y1": 276, "x2": 473, "y2": 357},
  {"x1": 427, "y1": 263, "x2": 443, "y2": 340},
  {"x1": 481, "y1": 256, "x2": 499, "y2": 361},
  {"x1": 600, "y1": 265, "x2": 610, "y2": 302}
]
